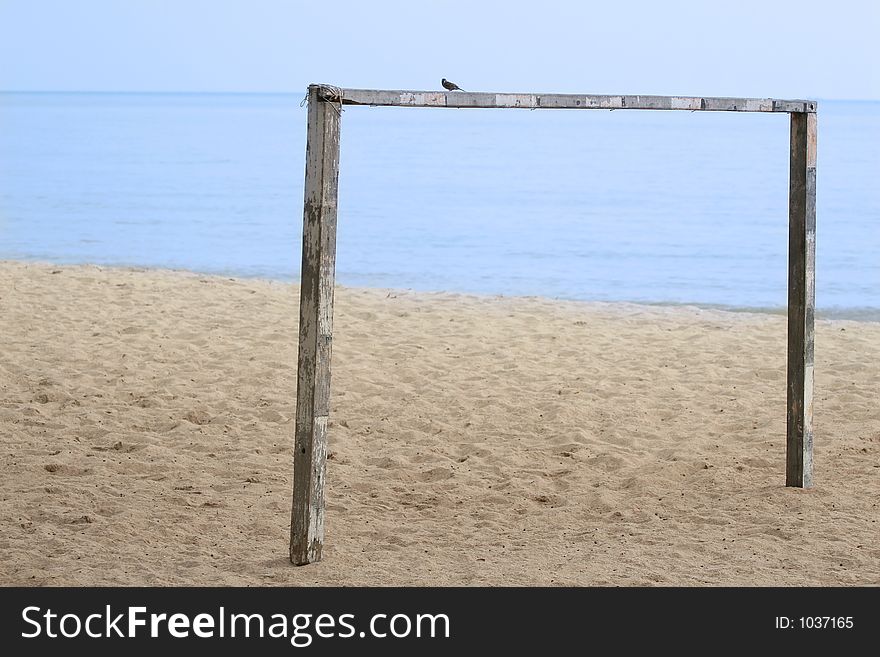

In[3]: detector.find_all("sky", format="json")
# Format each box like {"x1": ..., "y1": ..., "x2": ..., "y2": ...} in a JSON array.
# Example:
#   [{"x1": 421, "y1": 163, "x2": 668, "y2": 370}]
[{"x1": 0, "y1": 0, "x2": 878, "y2": 99}]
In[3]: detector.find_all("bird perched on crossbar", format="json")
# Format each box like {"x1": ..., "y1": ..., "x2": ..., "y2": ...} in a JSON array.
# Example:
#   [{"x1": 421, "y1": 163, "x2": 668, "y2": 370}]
[{"x1": 441, "y1": 78, "x2": 464, "y2": 91}]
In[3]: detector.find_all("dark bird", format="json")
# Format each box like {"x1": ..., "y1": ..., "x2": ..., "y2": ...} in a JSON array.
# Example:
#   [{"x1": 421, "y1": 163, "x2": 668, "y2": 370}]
[{"x1": 441, "y1": 78, "x2": 464, "y2": 91}]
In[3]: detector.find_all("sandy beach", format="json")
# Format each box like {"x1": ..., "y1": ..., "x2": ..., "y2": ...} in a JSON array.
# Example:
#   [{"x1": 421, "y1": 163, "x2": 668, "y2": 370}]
[{"x1": 0, "y1": 260, "x2": 877, "y2": 586}]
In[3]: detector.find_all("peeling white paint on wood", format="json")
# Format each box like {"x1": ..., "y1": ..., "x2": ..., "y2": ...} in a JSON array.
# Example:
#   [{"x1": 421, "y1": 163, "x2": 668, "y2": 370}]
[
  {"x1": 290, "y1": 85, "x2": 341, "y2": 565},
  {"x1": 786, "y1": 111, "x2": 817, "y2": 489},
  {"x1": 331, "y1": 87, "x2": 816, "y2": 113},
  {"x1": 495, "y1": 93, "x2": 537, "y2": 108},
  {"x1": 400, "y1": 92, "x2": 446, "y2": 106},
  {"x1": 671, "y1": 97, "x2": 701, "y2": 110}
]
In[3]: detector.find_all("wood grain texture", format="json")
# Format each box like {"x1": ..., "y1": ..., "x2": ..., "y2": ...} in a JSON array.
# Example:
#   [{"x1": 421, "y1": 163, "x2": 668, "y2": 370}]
[
  {"x1": 325, "y1": 87, "x2": 817, "y2": 113},
  {"x1": 290, "y1": 85, "x2": 341, "y2": 564},
  {"x1": 786, "y1": 112, "x2": 817, "y2": 488}
]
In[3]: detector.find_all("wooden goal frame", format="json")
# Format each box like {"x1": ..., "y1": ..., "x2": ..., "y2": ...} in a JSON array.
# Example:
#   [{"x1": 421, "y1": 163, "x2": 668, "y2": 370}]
[{"x1": 290, "y1": 84, "x2": 817, "y2": 565}]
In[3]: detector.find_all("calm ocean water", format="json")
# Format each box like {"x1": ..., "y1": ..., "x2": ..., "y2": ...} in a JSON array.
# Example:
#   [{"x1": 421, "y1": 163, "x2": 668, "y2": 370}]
[{"x1": 1, "y1": 92, "x2": 877, "y2": 318}]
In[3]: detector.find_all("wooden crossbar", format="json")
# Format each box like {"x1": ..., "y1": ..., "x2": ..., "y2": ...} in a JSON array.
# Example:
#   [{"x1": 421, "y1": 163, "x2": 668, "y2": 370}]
[{"x1": 316, "y1": 86, "x2": 817, "y2": 113}]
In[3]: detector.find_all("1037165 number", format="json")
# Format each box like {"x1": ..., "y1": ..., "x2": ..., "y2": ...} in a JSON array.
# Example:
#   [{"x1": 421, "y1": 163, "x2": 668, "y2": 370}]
[{"x1": 776, "y1": 616, "x2": 853, "y2": 629}]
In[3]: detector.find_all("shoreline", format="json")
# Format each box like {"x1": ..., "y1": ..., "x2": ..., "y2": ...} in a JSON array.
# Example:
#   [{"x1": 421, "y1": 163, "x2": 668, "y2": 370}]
[
  {"x1": 1, "y1": 260, "x2": 878, "y2": 586},
  {"x1": 2, "y1": 258, "x2": 877, "y2": 323}
]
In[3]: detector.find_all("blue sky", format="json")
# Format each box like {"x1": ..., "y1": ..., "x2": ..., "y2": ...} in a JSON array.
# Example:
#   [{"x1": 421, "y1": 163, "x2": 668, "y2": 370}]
[{"x1": 1, "y1": 0, "x2": 877, "y2": 99}]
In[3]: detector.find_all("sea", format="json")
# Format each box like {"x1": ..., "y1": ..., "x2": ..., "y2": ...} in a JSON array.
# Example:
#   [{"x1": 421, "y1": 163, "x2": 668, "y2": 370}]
[{"x1": 1, "y1": 92, "x2": 877, "y2": 319}]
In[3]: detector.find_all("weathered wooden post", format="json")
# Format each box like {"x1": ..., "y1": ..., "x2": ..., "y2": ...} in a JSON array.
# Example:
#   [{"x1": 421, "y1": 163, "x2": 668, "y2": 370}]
[
  {"x1": 290, "y1": 85, "x2": 341, "y2": 564},
  {"x1": 786, "y1": 110, "x2": 817, "y2": 488}
]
